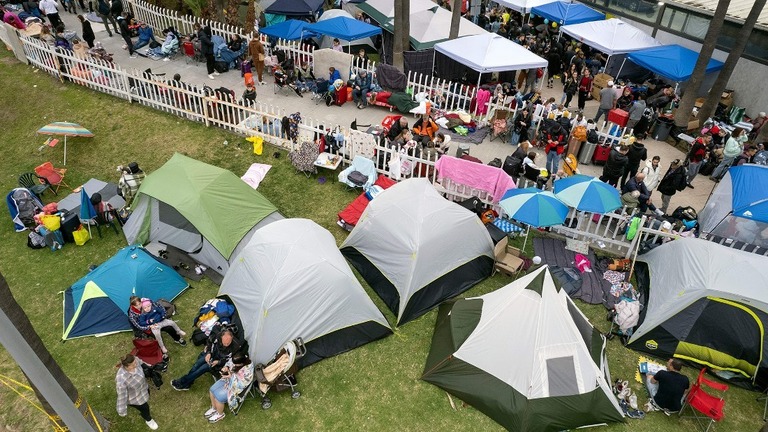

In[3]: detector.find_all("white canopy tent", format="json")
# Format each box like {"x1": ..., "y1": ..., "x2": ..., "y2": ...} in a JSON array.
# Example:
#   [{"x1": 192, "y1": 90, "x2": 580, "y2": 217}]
[
  {"x1": 389, "y1": 7, "x2": 487, "y2": 50},
  {"x1": 561, "y1": 18, "x2": 661, "y2": 70},
  {"x1": 357, "y1": 0, "x2": 438, "y2": 25},
  {"x1": 495, "y1": 0, "x2": 555, "y2": 14},
  {"x1": 433, "y1": 33, "x2": 548, "y2": 86}
]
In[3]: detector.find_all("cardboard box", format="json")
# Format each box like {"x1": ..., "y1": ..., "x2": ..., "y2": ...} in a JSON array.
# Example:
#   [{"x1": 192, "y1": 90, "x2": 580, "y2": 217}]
[
  {"x1": 687, "y1": 117, "x2": 700, "y2": 131},
  {"x1": 695, "y1": 98, "x2": 706, "y2": 108},
  {"x1": 591, "y1": 73, "x2": 613, "y2": 102}
]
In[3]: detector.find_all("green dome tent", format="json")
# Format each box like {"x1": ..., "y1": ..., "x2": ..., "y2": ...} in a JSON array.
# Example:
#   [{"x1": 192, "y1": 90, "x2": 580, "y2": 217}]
[
  {"x1": 123, "y1": 153, "x2": 282, "y2": 275},
  {"x1": 422, "y1": 266, "x2": 624, "y2": 431}
]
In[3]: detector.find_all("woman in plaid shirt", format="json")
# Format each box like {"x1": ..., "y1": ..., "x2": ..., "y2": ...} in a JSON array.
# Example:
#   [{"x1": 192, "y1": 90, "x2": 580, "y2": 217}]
[{"x1": 115, "y1": 355, "x2": 158, "y2": 430}]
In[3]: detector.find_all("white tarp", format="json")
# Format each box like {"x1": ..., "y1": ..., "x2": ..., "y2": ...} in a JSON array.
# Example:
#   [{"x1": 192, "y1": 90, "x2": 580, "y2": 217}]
[
  {"x1": 496, "y1": 0, "x2": 556, "y2": 14},
  {"x1": 434, "y1": 33, "x2": 548, "y2": 73},
  {"x1": 398, "y1": 7, "x2": 487, "y2": 50},
  {"x1": 629, "y1": 238, "x2": 768, "y2": 345},
  {"x1": 219, "y1": 218, "x2": 391, "y2": 364},
  {"x1": 561, "y1": 18, "x2": 661, "y2": 56}
]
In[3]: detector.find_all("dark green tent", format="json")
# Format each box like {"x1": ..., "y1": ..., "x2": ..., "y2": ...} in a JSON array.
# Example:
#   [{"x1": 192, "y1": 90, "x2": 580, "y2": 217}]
[{"x1": 422, "y1": 267, "x2": 625, "y2": 432}]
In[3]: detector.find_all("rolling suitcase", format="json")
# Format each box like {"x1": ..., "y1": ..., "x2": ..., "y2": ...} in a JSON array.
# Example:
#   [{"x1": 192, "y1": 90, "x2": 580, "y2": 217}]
[
  {"x1": 592, "y1": 145, "x2": 611, "y2": 165},
  {"x1": 503, "y1": 155, "x2": 522, "y2": 177},
  {"x1": 59, "y1": 211, "x2": 80, "y2": 243},
  {"x1": 240, "y1": 59, "x2": 252, "y2": 77}
]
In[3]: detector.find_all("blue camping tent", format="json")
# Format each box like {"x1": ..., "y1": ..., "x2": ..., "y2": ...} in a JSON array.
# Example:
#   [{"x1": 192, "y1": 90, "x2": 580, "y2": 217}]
[
  {"x1": 260, "y1": 20, "x2": 318, "y2": 41},
  {"x1": 62, "y1": 245, "x2": 189, "y2": 340},
  {"x1": 265, "y1": 0, "x2": 324, "y2": 17},
  {"x1": 728, "y1": 165, "x2": 768, "y2": 223},
  {"x1": 530, "y1": 1, "x2": 604, "y2": 26},
  {"x1": 304, "y1": 16, "x2": 382, "y2": 42},
  {"x1": 626, "y1": 45, "x2": 724, "y2": 82}
]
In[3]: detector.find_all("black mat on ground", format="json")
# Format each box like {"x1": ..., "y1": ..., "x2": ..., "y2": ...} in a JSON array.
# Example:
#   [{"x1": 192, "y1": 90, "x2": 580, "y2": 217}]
[
  {"x1": 154, "y1": 244, "x2": 203, "y2": 282},
  {"x1": 442, "y1": 126, "x2": 490, "y2": 144},
  {"x1": 533, "y1": 237, "x2": 611, "y2": 306}
]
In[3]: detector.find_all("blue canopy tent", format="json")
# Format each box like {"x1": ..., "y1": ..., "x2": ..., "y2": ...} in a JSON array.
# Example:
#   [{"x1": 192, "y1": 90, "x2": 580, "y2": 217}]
[
  {"x1": 623, "y1": 45, "x2": 724, "y2": 83},
  {"x1": 265, "y1": 0, "x2": 324, "y2": 18},
  {"x1": 304, "y1": 16, "x2": 382, "y2": 52},
  {"x1": 260, "y1": 19, "x2": 318, "y2": 41},
  {"x1": 530, "y1": 1, "x2": 605, "y2": 26},
  {"x1": 62, "y1": 245, "x2": 190, "y2": 340}
]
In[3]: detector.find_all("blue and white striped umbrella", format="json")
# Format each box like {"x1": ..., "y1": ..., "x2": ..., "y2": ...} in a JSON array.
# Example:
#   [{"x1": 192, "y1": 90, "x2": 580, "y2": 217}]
[
  {"x1": 553, "y1": 174, "x2": 622, "y2": 213},
  {"x1": 499, "y1": 187, "x2": 569, "y2": 228}
]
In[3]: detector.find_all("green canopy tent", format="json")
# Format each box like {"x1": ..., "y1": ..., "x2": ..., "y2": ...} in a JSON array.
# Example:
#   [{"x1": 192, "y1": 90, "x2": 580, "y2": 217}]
[
  {"x1": 123, "y1": 153, "x2": 282, "y2": 276},
  {"x1": 422, "y1": 266, "x2": 624, "y2": 431}
]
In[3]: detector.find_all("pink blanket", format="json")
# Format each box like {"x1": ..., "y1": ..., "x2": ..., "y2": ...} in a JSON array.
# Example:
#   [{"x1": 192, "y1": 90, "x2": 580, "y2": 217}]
[{"x1": 435, "y1": 156, "x2": 516, "y2": 202}]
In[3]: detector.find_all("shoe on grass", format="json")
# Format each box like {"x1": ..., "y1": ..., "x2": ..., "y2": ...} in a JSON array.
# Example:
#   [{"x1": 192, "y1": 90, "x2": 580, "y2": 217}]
[
  {"x1": 208, "y1": 412, "x2": 225, "y2": 423},
  {"x1": 204, "y1": 407, "x2": 217, "y2": 418},
  {"x1": 146, "y1": 419, "x2": 158, "y2": 430},
  {"x1": 171, "y1": 380, "x2": 188, "y2": 391},
  {"x1": 175, "y1": 338, "x2": 187, "y2": 346}
]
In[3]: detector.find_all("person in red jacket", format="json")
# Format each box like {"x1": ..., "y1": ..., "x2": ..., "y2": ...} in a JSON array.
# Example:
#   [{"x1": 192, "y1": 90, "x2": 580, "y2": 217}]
[
  {"x1": 685, "y1": 133, "x2": 710, "y2": 189},
  {"x1": 544, "y1": 125, "x2": 567, "y2": 175}
]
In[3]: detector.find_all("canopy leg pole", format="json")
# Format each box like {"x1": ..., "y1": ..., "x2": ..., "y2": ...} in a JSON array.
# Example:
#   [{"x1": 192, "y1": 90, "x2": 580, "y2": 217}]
[
  {"x1": 63, "y1": 135, "x2": 67, "y2": 166},
  {"x1": 605, "y1": 55, "x2": 611, "y2": 75},
  {"x1": 431, "y1": 50, "x2": 435, "y2": 75},
  {"x1": 539, "y1": 67, "x2": 547, "y2": 90},
  {"x1": 615, "y1": 58, "x2": 627, "y2": 80},
  {"x1": 477, "y1": 72, "x2": 481, "y2": 88},
  {"x1": 522, "y1": 226, "x2": 530, "y2": 252}
]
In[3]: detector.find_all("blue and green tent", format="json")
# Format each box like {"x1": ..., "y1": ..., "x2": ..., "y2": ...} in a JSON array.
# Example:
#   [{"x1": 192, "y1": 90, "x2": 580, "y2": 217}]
[{"x1": 62, "y1": 245, "x2": 189, "y2": 340}]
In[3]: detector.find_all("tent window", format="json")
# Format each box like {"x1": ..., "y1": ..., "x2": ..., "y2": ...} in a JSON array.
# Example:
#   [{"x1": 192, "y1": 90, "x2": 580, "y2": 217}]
[
  {"x1": 547, "y1": 356, "x2": 579, "y2": 397},
  {"x1": 158, "y1": 200, "x2": 200, "y2": 234}
]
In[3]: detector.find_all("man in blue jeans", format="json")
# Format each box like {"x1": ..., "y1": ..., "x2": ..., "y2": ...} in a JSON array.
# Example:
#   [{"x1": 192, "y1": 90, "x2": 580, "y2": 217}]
[
  {"x1": 172, "y1": 326, "x2": 245, "y2": 390},
  {"x1": 594, "y1": 81, "x2": 617, "y2": 125}
]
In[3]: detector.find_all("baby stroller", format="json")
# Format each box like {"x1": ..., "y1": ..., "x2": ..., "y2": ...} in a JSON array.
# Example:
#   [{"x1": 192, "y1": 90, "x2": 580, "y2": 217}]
[
  {"x1": 312, "y1": 78, "x2": 331, "y2": 105},
  {"x1": 254, "y1": 338, "x2": 307, "y2": 409},
  {"x1": 274, "y1": 69, "x2": 302, "y2": 97},
  {"x1": 605, "y1": 285, "x2": 642, "y2": 345}
]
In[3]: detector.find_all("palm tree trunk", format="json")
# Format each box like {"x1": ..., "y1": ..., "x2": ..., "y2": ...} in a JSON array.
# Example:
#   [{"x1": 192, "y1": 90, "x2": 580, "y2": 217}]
[
  {"x1": 393, "y1": 0, "x2": 407, "y2": 69},
  {"x1": 698, "y1": 0, "x2": 766, "y2": 121},
  {"x1": 674, "y1": 0, "x2": 730, "y2": 128},
  {"x1": 245, "y1": 0, "x2": 256, "y2": 33},
  {"x1": 224, "y1": 0, "x2": 240, "y2": 27},
  {"x1": 449, "y1": 0, "x2": 461, "y2": 39},
  {"x1": 0, "y1": 272, "x2": 109, "y2": 431}
]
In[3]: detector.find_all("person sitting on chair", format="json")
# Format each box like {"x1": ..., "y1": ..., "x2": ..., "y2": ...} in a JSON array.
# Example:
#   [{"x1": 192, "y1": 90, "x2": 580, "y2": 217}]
[
  {"x1": 645, "y1": 358, "x2": 689, "y2": 412},
  {"x1": 328, "y1": 66, "x2": 341, "y2": 82},
  {"x1": 147, "y1": 27, "x2": 179, "y2": 60},
  {"x1": 387, "y1": 117, "x2": 409, "y2": 142},
  {"x1": 172, "y1": 326, "x2": 245, "y2": 391},
  {"x1": 137, "y1": 298, "x2": 187, "y2": 360},
  {"x1": 352, "y1": 70, "x2": 372, "y2": 109},
  {"x1": 204, "y1": 353, "x2": 254, "y2": 423},
  {"x1": 412, "y1": 113, "x2": 439, "y2": 144},
  {"x1": 127, "y1": 296, "x2": 186, "y2": 345},
  {"x1": 118, "y1": 162, "x2": 145, "y2": 206}
]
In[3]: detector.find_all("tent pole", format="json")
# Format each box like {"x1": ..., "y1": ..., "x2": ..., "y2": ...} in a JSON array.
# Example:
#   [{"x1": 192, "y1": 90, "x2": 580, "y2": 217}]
[
  {"x1": 605, "y1": 55, "x2": 611, "y2": 75},
  {"x1": 477, "y1": 72, "x2": 482, "y2": 88},
  {"x1": 615, "y1": 58, "x2": 627, "y2": 79},
  {"x1": 522, "y1": 225, "x2": 530, "y2": 252},
  {"x1": 63, "y1": 135, "x2": 67, "y2": 166},
  {"x1": 431, "y1": 50, "x2": 435, "y2": 75},
  {"x1": 539, "y1": 67, "x2": 547, "y2": 90}
]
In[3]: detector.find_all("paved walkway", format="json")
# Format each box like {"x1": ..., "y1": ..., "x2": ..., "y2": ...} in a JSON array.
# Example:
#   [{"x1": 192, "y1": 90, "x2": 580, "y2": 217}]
[{"x1": 58, "y1": 12, "x2": 712, "y2": 212}]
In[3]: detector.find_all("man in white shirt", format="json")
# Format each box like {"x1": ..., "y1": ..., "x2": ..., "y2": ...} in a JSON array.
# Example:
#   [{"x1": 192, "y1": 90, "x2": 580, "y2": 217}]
[
  {"x1": 39, "y1": 0, "x2": 62, "y2": 29},
  {"x1": 641, "y1": 156, "x2": 662, "y2": 194}
]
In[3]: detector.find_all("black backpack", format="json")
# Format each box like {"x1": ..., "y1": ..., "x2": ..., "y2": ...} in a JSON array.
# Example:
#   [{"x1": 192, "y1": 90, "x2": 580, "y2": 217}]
[
  {"x1": 587, "y1": 129, "x2": 599, "y2": 144},
  {"x1": 27, "y1": 231, "x2": 46, "y2": 249},
  {"x1": 488, "y1": 158, "x2": 502, "y2": 168},
  {"x1": 213, "y1": 61, "x2": 229, "y2": 73},
  {"x1": 503, "y1": 155, "x2": 523, "y2": 177}
]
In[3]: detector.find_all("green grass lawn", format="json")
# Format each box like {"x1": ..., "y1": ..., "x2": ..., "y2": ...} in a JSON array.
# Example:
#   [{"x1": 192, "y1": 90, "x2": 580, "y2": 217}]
[{"x1": 0, "y1": 52, "x2": 765, "y2": 432}]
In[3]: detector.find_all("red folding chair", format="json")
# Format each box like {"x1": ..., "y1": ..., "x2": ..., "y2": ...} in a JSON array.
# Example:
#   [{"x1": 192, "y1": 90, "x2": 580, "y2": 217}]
[{"x1": 679, "y1": 368, "x2": 728, "y2": 432}]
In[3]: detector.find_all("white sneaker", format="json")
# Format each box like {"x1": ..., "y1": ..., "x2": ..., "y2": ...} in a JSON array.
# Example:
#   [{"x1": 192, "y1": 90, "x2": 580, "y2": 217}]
[
  {"x1": 163, "y1": 57, "x2": 170, "y2": 62},
  {"x1": 130, "y1": 55, "x2": 137, "y2": 59},
  {"x1": 208, "y1": 74, "x2": 215, "y2": 80},
  {"x1": 208, "y1": 412, "x2": 225, "y2": 423},
  {"x1": 213, "y1": 71, "x2": 221, "y2": 76},
  {"x1": 204, "y1": 407, "x2": 217, "y2": 418},
  {"x1": 259, "y1": 81, "x2": 266, "y2": 85},
  {"x1": 146, "y1": 419, "x2": 158, "y2": 430}
]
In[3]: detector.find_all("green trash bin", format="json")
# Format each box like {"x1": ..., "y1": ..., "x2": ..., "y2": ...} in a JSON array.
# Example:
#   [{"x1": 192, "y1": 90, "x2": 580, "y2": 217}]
[{"x1": 654, "y1": 117, "x2": 674, "y2": 141}]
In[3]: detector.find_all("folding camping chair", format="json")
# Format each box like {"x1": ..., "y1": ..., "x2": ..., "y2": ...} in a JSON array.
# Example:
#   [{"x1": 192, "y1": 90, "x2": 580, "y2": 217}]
[
  {"x1": 35, "y1": 162, "x2": 69, "y2": 194},
  {"x1": 253, "y1": 338, "x2": 307, "y2": 410},
  {"x1": 490, "y1": 109, "x2": 512, "y2": 142},
  {"x1": 679, "y1": 368, "x2": 728, "y2": 432},
  {"x1": 289, "y1": 141, "x2": 319, "y2": 177},
  {"x1": 338, "y1": 155, "x2": 376, "y2": 191}
]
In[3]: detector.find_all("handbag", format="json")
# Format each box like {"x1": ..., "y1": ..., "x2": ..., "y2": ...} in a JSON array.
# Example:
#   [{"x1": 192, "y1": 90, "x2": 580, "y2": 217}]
[
  {"x1": 41, "y1": 214, "x2": 61, "y2": 231},
  {"x1": 258, "y1": 53, "x2": 265, "y2": 62},
  {"x1": 73, "y1": 226, "x2": 90, "y2": 246}
]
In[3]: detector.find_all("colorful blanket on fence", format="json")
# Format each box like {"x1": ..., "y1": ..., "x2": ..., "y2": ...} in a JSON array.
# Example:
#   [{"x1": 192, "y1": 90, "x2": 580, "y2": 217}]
[{"x1": 435, "y1": 155, "x2": 516, "y2": 202}]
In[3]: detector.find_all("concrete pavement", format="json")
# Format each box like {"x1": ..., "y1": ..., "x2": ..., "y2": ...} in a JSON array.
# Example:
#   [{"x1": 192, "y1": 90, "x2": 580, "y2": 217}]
[{"x1": 56, "y1": 11, "x2": 712, "y2": 213}]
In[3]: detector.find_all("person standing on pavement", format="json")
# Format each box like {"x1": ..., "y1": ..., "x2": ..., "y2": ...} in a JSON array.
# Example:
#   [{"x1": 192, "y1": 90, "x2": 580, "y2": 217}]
[
  {"x1": 685, "y1": 133, "x2": 710, "y2": 189},
  {"x1": 594, "y1": 80, "x2": 617, "y2": 124},
  {"x1": 96, "y1": 0, "x2": 117, "y2": 36},
  {"x1": 109, "y1": 0, "x2": 123, "y2": 27},
  {"x1": 640, "y1": 156, "x2": 662, "y2": 195},
  {"x1": 39, "y1": 0, "x2": 62, "y2": 29},
  {"x1": 78, "y1": 14, "x2": 95, "y2": 48},
  {"x1": 620, "y1": 141, "x2": 647, "y2": 188},
  {"x1": 656, "y1": 159, "x2": 687, "y2": 215},
  {"x1": 117, "y1": 12, "x2": 135, "y2": 58},
  {"x1": 195, "y1": 23, "x2": 216, "y2": 80},
  {"x1": 711, "y1": 127, "x2": 747, "y2": 181},
  {"x1": 248, "y1": 31, "x2": 265, "y2": 85},
  {"x1": 576, "y1": 68, "x2": 593, "y2": 111}
]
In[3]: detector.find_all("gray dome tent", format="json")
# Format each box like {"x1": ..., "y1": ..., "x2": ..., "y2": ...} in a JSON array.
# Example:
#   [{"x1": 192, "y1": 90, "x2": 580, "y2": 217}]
[
  {"x1": 341, "y1": 178, "x2": 495, "y2": 326},
  {"x1": 219, "y1": 218, "x2": 392, "y2": 367}
]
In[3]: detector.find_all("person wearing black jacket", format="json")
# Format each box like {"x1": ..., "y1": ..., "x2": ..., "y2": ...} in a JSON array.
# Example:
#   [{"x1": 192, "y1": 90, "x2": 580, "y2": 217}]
[
  {"x1": 109, "y1": 0, "x2": 122, "y2": 20},
  {"x1": 620, "y1": 141, "x2": 648, "y2": 188},
  {"x1": 96, "y1": 0, "x2": 117, "y2": 36},
  {"x1": 195, "y1": 23, "x2": 216, "y2": 80},
  {"x1": 510, "y1": 107, "x2": 530, "y2": 146},
  {"x1": 78, "y1": 14, "x2": 95, "y2": 48},
  {"x1": 116, "y1": 12, "x2": 134, "y2": 57},
  {"x1": 600, "y1": 145, "x2": 629, "y2": 187},
  {"x1": 656, "y1": 159, "x2": 687, "y2": 214},
  {"x1": 386, "y1": 117, "x2": 409, "y2": 142},
  {"x1": 171, "y1": 326, "x2": 246, "y2": 390}
]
